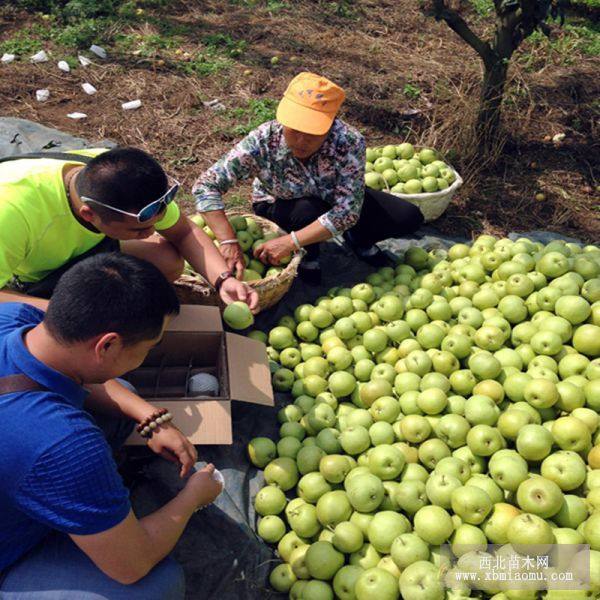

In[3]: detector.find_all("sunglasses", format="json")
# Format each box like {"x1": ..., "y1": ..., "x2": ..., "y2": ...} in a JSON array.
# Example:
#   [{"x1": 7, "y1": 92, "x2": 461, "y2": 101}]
[{"x1": 81, "y1": 178, "x2": 180, "y2": 223}]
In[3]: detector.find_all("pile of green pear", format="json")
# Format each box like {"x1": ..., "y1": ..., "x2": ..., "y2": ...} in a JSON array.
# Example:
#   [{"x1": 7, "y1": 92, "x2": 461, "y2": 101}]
[
  {"x1": 245, "y1": 234, "x2": 600, "y2": 600},
  {"x1": 365, "y1": 143, "x2": 457, "y2": 195},
  {"x1": 188, "y1": 214, "x2": 291, "y2": 281}
]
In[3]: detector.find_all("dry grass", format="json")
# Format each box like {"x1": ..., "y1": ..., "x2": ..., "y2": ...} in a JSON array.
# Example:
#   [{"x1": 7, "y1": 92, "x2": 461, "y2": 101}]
[{"x1": 0, "y1": 0, "x2": 598, "y2": 241}]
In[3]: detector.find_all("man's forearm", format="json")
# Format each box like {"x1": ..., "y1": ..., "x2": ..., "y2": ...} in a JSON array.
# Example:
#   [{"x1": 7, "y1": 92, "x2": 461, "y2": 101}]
[
  {"x1": 86, "y1": 380, "x2": 157, "y2": 422},
  {"x1": 179, "y1": 227, "x2": 230, "y2": 287},
  {"x1": 138, "y1": 485, "x2": 200, "y2": 561},
  {"x1": 162, "y1": 217, "x2": 231, "y2": 287},
  {"x1": 72, "y1": 492, "x2": 201, "y2": 585},
  {"x1": 0, "y1": 288, "x2": 49, "y2": 310}
]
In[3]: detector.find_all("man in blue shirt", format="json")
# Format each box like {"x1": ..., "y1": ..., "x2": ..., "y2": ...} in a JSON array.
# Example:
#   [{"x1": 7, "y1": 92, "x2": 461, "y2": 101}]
[{"x1": 0, "y1": 253, "x2": 223, "y2": 599}]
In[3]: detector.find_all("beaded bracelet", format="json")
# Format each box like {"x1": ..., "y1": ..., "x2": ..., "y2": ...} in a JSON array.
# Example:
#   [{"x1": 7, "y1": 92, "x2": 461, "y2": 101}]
[
  {"x1": 139, "y1": 412, "x2": 173, "y2": 439},
  {"x1": 136, "y1": 408, "x2": 173, "y2": 439},
  {"x1": 136, "y1": 408, "x2": 168, "y2": 433}
]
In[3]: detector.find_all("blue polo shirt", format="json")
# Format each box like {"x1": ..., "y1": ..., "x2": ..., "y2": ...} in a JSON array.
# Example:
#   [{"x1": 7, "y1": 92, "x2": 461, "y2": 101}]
[{"x1": 0, "y1": 303, "x2": 131, "y2": 572}]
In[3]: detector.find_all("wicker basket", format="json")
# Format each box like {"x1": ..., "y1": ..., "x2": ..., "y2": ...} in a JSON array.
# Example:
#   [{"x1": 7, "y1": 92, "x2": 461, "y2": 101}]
[
  {"x1": 376, "y1": 148, "x2": 463, "y2": 222},
  {"x1": 173, "y1": 210, "x2": 302, "y2": 311},
  {"x1": 386, "y1": 166, "x2": 463, "y2": 222}
]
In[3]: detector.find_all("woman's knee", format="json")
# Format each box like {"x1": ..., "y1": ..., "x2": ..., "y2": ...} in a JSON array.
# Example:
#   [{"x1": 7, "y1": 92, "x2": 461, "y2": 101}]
[
  {"x1": 256, "y1": 197, "x2": 328, "y2": 232},
  {"x1": 405, "y1": 202, "x2": 425, "y2": 232},
  {"x1": 252, "y1": 201, "x2": 270, "y2": 218},
  {"x1": 365, "y1": 189, "x2": 424, "y2": 234},
  {"x1": 288, "y1": 197, "x2": 329, "y2": 229}
]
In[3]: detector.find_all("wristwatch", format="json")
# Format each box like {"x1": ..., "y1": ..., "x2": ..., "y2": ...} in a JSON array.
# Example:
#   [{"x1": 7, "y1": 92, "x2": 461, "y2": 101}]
[{"x1": 214, "y1": 270, "x2": 234, "y2": 291}]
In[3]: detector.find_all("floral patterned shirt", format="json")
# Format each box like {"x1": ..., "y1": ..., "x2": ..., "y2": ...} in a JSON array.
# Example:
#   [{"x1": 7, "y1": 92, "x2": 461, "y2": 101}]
[{"x1": 192, "y1": 119, "x2": 366, "y2": 235}]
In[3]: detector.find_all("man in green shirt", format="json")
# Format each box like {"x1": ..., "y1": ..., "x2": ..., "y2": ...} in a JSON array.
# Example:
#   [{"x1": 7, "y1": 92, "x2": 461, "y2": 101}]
[{"x1": 0, "y1": 147, "x2": 258, "y2": 312}]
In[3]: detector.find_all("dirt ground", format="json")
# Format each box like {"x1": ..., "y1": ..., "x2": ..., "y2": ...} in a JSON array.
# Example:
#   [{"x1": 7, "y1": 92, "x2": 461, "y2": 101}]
[{"x1": 0, "y1": 0, "x2": 598, "y2": 242}]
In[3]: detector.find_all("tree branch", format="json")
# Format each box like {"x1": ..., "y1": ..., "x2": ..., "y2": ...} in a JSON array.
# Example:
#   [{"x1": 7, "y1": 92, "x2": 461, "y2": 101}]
[
  {"x1": 496, "y1": 8, "x2": 524, "y2": 56},
  {"x1": 517, "y1": 0, "x2": 540, "y2": 42},
  {"x1": 433, "y1": 0, "x2": 496, "y2": 66}
]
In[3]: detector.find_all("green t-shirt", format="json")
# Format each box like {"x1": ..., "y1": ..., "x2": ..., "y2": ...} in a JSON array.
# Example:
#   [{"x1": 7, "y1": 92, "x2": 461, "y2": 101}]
[{"x1": 0, "y1": 148, "x2": 180, "y2": 287}]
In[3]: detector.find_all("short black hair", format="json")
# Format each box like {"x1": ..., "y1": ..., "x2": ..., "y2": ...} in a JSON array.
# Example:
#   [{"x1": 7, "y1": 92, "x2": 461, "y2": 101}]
[
  {"x1": 45, "y1": 253, "x2": 180, "y2": 346},
  {"x1": 76, "y1": 147, "x2": 168, "y2": 219}
]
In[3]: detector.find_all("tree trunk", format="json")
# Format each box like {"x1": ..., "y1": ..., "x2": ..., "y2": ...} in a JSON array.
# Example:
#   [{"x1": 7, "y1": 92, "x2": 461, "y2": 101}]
[
  {"x1": 431, "y1": 0, "x2": 521, "y2": 157},
  {"x1": 476, "y1": 57, "x2": 508, "y2": 153}
]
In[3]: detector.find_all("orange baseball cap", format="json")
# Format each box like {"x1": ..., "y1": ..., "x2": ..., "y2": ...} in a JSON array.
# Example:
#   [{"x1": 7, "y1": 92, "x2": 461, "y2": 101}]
[{"x1": 276, "y1": 72, "x2": 345, "y2": 136}]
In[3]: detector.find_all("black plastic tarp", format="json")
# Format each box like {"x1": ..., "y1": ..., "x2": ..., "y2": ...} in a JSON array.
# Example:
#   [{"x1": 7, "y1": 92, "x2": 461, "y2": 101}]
[{"x1": 1, "y1": 118, "x2": 583, "y2": 600}]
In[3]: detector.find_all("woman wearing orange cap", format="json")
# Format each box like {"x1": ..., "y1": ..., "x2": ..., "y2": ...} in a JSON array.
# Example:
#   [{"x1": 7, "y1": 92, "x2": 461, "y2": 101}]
[{"x1": 193, "y1": 72, "x2": 424, "y2": 284}]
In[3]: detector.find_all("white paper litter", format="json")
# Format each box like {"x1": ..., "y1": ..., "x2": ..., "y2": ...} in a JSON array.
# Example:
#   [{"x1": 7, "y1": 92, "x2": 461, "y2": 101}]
[
  {"x1": 35, "y1": 89, "x2": 50, "y2": 102},
  {"x1": 78, "y1": 54, "x2": 92, "y2": 67},
  {"x1": 67, "y1": 112, "x2": 87, "y2": 120},
  {"x1": 89, "y1": 45, "x2": 107, "y2": 59},
  {"x1": 57, "y1": 60, "x2": 70, "y2": 72},
  {"x1": 211, "y1": 468, "x2": 225, "y2": 487},
  {"x1": 81, "y1": 82, "x2": 97, "y2": 95},
  {"x1": 1, "y1": 53, "x2": 15, "y2": 64},
  {"x1": 202, "y1": 99, "x2": 226, "y2": 112},
  {"x1": 30, "y1": 50, "x2": 48, "y2": 63},
  {"x1": 122, "y1": 99, "x2": 142, "y2": 110}
]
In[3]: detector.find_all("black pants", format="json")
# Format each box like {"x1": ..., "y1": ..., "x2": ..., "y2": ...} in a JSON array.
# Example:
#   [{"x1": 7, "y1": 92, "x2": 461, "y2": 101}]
[
  {"x1": 253, "y1": 188, "x2": 424, "y2": 261},
  {"x1": 11, "y1": 236, "x2": 120, "y2": 299}
]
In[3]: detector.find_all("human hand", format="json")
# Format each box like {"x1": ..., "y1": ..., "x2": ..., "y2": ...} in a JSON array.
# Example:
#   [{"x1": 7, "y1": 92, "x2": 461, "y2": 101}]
[
  {"x1": 253, "y1": 235, "x2": 294, "y2": 266},
  {"x1": 218, "y1": 242, "x2": 245, "y2": 279},
  {"x1": 147, "y1": 422, "x2": 198, "y2": 478},
  {"x1": 185, "y1": 464, "x2": 224, "y2": 509},
  {"x1": 219, "y1": 277, "x2": 260, "y2": 314}
]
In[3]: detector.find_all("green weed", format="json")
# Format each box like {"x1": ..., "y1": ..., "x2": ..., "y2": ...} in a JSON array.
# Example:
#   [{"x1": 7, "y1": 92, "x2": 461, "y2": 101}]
[
  {"x1": 60, "y1": 0, "x2": 118, "y2": 20},
  {"x1": 51, "y1": 18, "x2": 113, "y2": 48},
  {"x1": 14, "y1": 0, "x2": 61, "y2": 12},
  {"x1": 321, "y1": 1, "x2": 358, "y2": 18},
  {"x1": 570, "y1": 0, "x2": 600, "y2": 8},
  {"x1": 403, "y1": 83, "x2": 422, "y2": 100},
  {"x1": 115, "y1": 31, "x2": 180, "y2": 57},
  {"x1": 137, "y1": 0, "x2": 170, "y2": 6},
  {"x1": 15, "y1": 0, "x2": 120, "y2": 19},
  {"x1": 469, "y1": 0, "x2": 493, "y2": 17},
  {"x1": 154, "y1": 20, "x2": 193, "y2": 39},
  {"x1": 178, "y1": 54, "x2": 232, "y2": 77},
  {"x1": 202, "y1": 33, "x2": 247, "y2": 58},
  {"x1": 522, "y1": 18, "x2": 600, "y2": 66},
  {"x1": 565, "y1": 22, "x2": 600, "y2": 56},
  {"x1": 228, "y1": 98, "x2": 277, "y2": 136},
  {"x1": 0, "y1": 27, "x2": 45, "y2": 54},
  {"x1": 228, "y1": 0, "x2": 288, "y2": 11},
  {"x1": 0, "y1": 17, "x2": 115, "y2": 52},
  {"x1": 14, "y1": 0, "x2": 150, "y2": 24},
  {"x1": 116, "y1": 1, "x2": 141, "y2": 19},
  {"x1": 264, "y1": 0, "x2": 288, "y2": 11}
]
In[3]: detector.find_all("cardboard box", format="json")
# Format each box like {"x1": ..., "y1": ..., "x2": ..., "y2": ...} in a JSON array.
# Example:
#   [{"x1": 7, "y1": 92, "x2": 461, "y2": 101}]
[{"x1": 125, "y1": 305, "x2": 274, "y2": 445}]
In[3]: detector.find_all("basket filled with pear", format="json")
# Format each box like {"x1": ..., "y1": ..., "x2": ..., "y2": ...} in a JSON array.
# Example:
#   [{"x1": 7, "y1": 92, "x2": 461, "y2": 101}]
[
  {"x1": 174, "y1": 210, "x2": 303, "y2": 311},
  {"x1": 365, "y1": 143, "x2": 463, "y2": 222}
]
